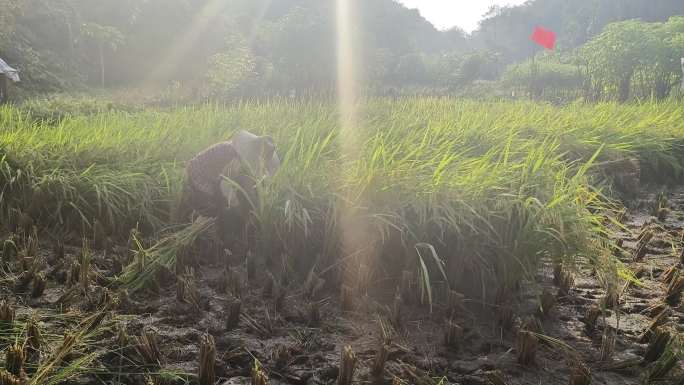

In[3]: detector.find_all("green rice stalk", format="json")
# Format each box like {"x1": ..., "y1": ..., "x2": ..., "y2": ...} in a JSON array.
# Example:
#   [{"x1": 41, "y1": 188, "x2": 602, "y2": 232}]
[
  {"x1": 4, "y1": 98, "x2": 684, "y2": 318},
  {"x1": 120, "y1": 216, "x2": 215, "y2": 292},
  {"x1": 251, "y1": 359, "x2": 268, "y2": 385}
]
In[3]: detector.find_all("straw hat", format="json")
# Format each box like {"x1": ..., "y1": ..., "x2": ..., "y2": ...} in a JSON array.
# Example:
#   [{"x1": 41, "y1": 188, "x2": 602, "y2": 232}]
[
  {"x1": 231, "y1": 130, "x2": 280, "y2": 177},
  {"x1": 219, "y1": 130, "x2": 280, "y2": 208}
]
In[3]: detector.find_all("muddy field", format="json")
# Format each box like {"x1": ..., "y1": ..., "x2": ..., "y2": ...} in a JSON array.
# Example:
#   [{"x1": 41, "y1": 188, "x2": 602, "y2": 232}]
[{"x1": 1, "y1": 188, "x2": 684, "y2": 385}]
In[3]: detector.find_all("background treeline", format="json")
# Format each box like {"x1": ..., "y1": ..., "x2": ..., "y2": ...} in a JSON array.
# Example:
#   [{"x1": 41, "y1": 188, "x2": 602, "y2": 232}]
[{"x1": 0, "y1": 0, "x2": 683, "y2": 101}]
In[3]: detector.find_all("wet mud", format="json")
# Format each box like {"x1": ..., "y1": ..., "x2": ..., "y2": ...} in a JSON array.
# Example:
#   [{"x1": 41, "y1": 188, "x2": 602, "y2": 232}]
[{"x1": 1, "y1": 189, "x2": 684, "y2": 385}]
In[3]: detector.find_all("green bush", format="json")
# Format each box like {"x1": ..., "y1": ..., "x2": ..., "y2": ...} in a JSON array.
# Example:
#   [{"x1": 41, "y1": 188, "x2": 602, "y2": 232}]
[{"x1": 503, "y1": 59, "x2": 585, "y2": 100}]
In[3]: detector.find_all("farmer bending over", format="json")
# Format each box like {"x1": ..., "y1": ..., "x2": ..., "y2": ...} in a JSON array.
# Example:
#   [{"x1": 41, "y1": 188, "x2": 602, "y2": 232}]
[{"x1": 182, "y1": 130, "x2": 280, "y2": 225}]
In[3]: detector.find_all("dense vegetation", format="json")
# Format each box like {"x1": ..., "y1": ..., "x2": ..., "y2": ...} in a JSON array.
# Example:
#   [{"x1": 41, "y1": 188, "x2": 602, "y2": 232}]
[
  {"x1": 1, "y1": 2, "x2": 684, "y2": 383},
  {"x1": 2, "y1": 98, "x2": 684, "y2": 297},
  {"x1": 1, "y1": 0, "x2": 683, "y2": 101}
]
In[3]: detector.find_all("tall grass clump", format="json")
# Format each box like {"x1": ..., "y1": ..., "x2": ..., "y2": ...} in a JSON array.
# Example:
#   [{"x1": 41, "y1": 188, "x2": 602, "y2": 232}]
[{"x1": 2, "y1": 97, "x2": 684, "y2": 299}]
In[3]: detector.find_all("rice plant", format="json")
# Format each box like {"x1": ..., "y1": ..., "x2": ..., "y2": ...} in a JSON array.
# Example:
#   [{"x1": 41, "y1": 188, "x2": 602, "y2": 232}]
[
  {"x1": 2, "y1": 97, "x2": 684, "y2": 307},
  {"x1": 0, "y1": 305, "x2": 124, "y2": 385},
  {"x1": 119, "y1": 217, "x2": 215, "y2": 291}
]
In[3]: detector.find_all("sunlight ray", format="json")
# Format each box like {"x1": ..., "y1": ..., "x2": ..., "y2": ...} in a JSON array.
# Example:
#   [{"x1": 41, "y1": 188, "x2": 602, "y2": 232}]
[
  {"x1": 336, "y1": 0, "x2": 374, "y2": 291},
  {"x1": 144, "y1": 0, "x2": 228, "y2": 87}
]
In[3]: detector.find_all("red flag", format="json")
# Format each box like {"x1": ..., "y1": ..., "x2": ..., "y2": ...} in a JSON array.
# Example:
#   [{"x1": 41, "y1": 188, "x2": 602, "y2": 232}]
[{"x1": 530, "y1": 26, "x2": 556, "y2": 50}]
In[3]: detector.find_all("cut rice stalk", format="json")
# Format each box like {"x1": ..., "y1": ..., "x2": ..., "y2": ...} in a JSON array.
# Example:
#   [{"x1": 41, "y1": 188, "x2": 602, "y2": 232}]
[
  {"x1": 644, "y1": 327, "x2": 672, "y2": 363},
  {"x1": 665, "y1": 275, "x2": 684, "y2": 305},
  {"x1": 337, "y1": 346, "x2": 357, "y2": 385},
  {"x1": 121, "y1": 216, "x2": 215, "y2": 292},
  {"x1": 251, "y1": 360, "x2": 268, "y2": 385},
  {"x1": 198, "y1": 334, "x2": 216, "y2": 385}
]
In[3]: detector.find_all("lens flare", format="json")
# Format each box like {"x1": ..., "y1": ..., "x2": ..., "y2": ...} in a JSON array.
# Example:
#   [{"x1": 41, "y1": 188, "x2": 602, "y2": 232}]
[
  {"x1": 336, "y1": 0, "x2": 374, "y2": 292},
  {"x1": 336, "y1": 0, "x2": 358, "y2": 149},
  {"x1": 145, "y1": 0, "x2": 228, "y2": 87}
]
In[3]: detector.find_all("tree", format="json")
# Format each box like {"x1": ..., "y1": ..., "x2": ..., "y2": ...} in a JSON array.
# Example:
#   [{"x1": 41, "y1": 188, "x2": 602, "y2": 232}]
[
  {"x1": 503, "y1": 57, "x2": 584, "y2": 99},
  {"x1": 473, "y1": 0, "x2": 684, "y2": 66},
  {"x1": 204, "y1": 37, "x2": 259, "y2": 99},
  {"x1": 81, "y1": 22, "x2": 123, "y2": 87},
  {"x1": 442, "y1": 27, "x2": 470, "y2": 52},
  {"x1": 579, "y1": 17, "x2": 684, "y2": 101},
  {"x1": 0, "y1": 0, "x2": 22, "y2": 48},
  {"x1": 256, "y1": 5, "x2": 336, "y2": 92},
  {"x1": 5, "y1": 0, "x2": 682, "y2": 97},
  {"x1": 458, "y1": 51, "x2": 501, "y2": 84}
]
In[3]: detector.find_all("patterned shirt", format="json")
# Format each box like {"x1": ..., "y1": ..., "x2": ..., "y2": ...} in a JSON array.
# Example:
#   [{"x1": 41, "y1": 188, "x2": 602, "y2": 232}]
[{"x1": 187, "y1": 141, "x2": 240, "y2": 195}]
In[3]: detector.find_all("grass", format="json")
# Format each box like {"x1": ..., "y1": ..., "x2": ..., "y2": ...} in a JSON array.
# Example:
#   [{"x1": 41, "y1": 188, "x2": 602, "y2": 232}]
[
  {"x1": 1, "y1": 97, "x2": 684, "y2": 300},
  {"x1": 0, "y1": 304, "x2": 122, "y2": 385}
]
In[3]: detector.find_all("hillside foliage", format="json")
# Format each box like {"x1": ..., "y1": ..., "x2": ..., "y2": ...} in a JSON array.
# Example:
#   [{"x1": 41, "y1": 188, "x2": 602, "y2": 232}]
[{"x1": 0, "y1": 0, "x2": 683, "y2": 101}]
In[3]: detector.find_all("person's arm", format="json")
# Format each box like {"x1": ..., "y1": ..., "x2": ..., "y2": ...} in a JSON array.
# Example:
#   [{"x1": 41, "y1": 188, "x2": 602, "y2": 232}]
[{"x1": 218, "y1": 157, "x2": 243, "y2": 208}]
